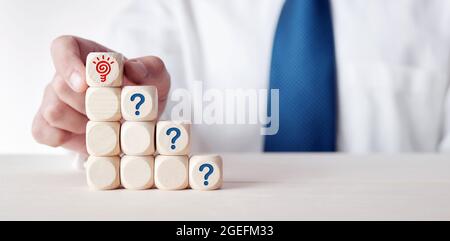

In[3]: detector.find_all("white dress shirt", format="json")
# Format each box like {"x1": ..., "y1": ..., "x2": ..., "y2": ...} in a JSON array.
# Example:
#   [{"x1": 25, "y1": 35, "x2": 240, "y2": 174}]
[{"x1": 107, "y1": 0, "x2": 450, "y2": 153}]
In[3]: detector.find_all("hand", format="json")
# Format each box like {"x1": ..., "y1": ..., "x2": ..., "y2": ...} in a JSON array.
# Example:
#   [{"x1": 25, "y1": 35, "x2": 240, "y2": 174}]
[{"x1": 32, "y1": 35, "x2": 171, "y2": 155}]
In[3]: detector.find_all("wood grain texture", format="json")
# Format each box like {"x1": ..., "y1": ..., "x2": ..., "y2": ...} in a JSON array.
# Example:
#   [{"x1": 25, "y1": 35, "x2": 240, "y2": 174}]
[
  {"x1": 121, "y1": 155, "x2": 154, "y2": 190},
  {"x1": 154, "y1": 155, "x2": 189, "y2": 190},
  {"x1": 86, "y1": 156, "x2": 120, "y2": 190},
  {"x1": 86, "y1": 121, "x2": 121, "y2": 156},
  {"x1": 85, "y1": 87, "x2": 121, "y2": 121},
  {"x1": 120, "y1": 121, "x2": 155, "y2": 155},
  {"x1": 2, "y1": 154, "x2": 450, "y2": 220}
]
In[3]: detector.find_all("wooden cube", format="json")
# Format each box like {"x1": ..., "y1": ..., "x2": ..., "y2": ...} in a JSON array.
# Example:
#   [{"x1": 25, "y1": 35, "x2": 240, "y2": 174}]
[
  {"x1": 121, "y1": 86, "x2": 158, "y2": 121},
  {"x1": 120, "y1": 121, "x2": 155, "y2": 155},
  {"x1": 86, "y1": 156, "x2": 120, "y2": 190},
  {"x1": 156, "y1": 121, "x2": 190, "y2": 155},
  {"x1": 85, "y1": 87, "x2": 121, "y2": 121},
  {"x1": 86, "y1": 121, "x2": 121, "y2": 156},
  {"x1": 120, "y1": 156, "x2": 154, "y2": 190},
  {"x1": 189, "y1": 154, "x2": 223, "y2": 190},
  {"x1": 86, "y1": 52, "x2": 123, "y2": 87},
  {"x1": 154, "y1": 155, "x2": 188, "y2": 190}
]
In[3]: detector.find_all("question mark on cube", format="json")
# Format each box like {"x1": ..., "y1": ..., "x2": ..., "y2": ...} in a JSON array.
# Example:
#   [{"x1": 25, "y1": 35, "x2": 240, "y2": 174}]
[
  {"x1": 199, "y1": 163, "x2": 214, "y2": 186},
  {"x1": 189, "y1": 155, "x2": 222, "y2": 190},
  {"x1": 157, "y1": 121, "x2": 190, "y2": 155},
  {"x1": 130, "y1": 93, "x2": 145, "y2": 116},
  {"x1": 166, "y1": 127, "x2": 181, "y2": 150}
]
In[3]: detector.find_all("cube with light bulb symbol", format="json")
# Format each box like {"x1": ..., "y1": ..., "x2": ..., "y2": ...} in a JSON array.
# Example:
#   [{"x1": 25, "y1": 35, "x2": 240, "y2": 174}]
[{"x1": 86, "y1": 52, "x2": 123, "y2": 87}]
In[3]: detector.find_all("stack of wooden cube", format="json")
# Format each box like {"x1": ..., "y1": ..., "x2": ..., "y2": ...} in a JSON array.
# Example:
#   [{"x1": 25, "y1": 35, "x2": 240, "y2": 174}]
[
  {"x1": 85, "y1": 52, "x2": 123, "y2": 190},
  {"x1": 84, "y1": 52, "x2": 223, "y2": 191}
]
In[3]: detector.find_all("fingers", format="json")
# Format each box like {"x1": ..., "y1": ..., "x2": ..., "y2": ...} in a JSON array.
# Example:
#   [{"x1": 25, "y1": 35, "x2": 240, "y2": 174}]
[
  {"x1": 60, "y1": 134, "x2": 87, "y2": 155},
  {"x1": 45, "y1": 36, "x2": 170, "y2": 156},
  {"x1": 41, "y1": 85, "x2": 88, "y2": 134},
  {"x1": 124, "y1": 56, "x2": 170, "y2": 90},
  {"x1": 32, "y1": 111, "x2": 71, "y2": 148},
  {"x1": 124, "y1": 59, "x2": 149, "y2": 82},
  {"x1": 32, "y1": 84, "x2": 88, "y2": 154},
  {"x1": 51, "y1": 74, "x2": 86, "y2": 114},
  {"x1": 124, "y1": 56, "x2": 171, "y2": 110},
  {"x1": 42, "y1": 102, "x2": 88, "y2": 135},
  {"x1": 32, "y1": 113, "x2": 86, "y2": 154},
  {"x1": 51, "y1": 35, "x2": 111, "y2": 93}
]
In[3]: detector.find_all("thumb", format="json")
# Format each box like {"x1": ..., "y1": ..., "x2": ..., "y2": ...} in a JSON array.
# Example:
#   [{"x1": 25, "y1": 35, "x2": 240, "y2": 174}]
[
  {"x1": 124, "y1": 57, "x2": 169, "y2": 85},
  {"x1": 123, "y1": 56, "x2": 171, "y2": 101},
  {"x1": 51, "y1": 36, "x2": 112, "y2": 93},
  {"x1": 123, "y1": 59, "x2": 149, "y2": 85}
]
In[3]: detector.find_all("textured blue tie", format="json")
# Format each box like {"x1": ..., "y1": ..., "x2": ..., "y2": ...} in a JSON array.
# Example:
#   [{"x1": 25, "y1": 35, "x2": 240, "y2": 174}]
[{"x1": 264, "y1": 0, "x2": 337, "y2": 152}]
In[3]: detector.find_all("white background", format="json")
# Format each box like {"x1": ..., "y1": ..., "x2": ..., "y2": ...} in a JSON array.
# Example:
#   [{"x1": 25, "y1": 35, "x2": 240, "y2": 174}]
[{"x1": 0, "y1": 0, "x2": 131, "y2": 154}]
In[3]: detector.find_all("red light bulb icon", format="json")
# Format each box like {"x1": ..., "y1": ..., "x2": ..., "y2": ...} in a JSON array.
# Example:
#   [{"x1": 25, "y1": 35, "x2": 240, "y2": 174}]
[{"x1": 92, "y1": 55, "x2": 115, "y2": 82}]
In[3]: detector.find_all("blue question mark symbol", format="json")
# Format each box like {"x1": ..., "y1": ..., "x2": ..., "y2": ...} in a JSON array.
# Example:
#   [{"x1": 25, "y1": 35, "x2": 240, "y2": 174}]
[
  {"x1": 130, "y1": 93, "x2": 145, "y2": 116},
  {"x1": 166, "y1": 127, "x2": 181, "y2": 150},
  {"x1": 199, "y1": 164, "x2": 214, "y2": 186}
]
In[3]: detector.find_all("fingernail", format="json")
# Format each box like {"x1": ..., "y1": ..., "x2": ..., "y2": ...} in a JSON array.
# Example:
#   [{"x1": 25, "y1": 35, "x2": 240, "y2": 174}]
[
  {"x1": 127, "y1": 60, "x2": 148, "y2": 80},
  {"x1": 68, "y1": 71, "x2": 83, "y2": 92}
]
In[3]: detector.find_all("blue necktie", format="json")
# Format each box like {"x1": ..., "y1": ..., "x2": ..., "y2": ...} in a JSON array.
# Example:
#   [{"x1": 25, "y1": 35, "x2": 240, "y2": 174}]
[{"x1": 264, "y1": 0, "x2": 337, "y2": 152}]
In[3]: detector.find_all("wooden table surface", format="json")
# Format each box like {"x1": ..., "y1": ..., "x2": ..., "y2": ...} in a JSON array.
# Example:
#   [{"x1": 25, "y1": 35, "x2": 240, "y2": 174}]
[{"x1": 1, "y1": 154, "x2": 449, "y2": 220}]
